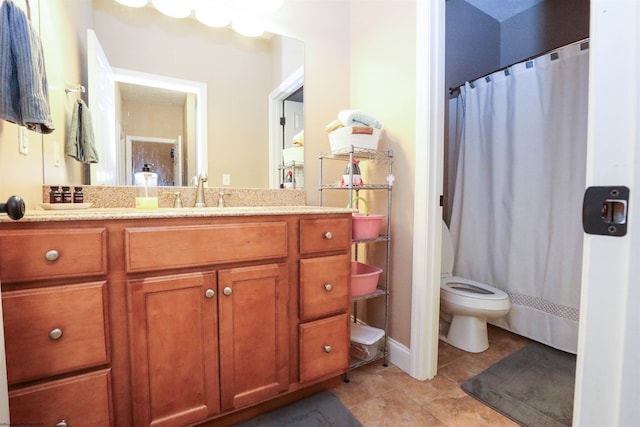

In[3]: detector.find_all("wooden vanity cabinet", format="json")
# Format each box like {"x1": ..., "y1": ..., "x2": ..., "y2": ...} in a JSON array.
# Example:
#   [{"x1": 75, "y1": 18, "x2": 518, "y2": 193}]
[{"x1": 0, "y1": 212, "x2": 351, "y2": 427}]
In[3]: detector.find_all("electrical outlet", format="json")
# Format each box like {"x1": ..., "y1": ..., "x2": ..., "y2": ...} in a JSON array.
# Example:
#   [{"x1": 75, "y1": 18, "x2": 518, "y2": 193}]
[
  {"x1": 222, "y1": 174, "x2": 231, "y2": 186},
  {"x1": 18, "y1": 127, "x2": 29, "y2": 155}
]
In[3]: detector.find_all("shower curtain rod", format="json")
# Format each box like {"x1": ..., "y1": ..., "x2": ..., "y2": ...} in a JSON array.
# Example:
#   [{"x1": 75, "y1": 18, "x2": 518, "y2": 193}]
[{"x1": 448, "y1": 37, "x2": 590, "y2": 95}]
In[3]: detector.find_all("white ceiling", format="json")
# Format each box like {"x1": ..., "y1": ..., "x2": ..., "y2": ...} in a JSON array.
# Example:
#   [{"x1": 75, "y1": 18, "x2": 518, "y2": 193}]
[{"x1": 465, "y1": 0, "x2": 544, "y2": 22}]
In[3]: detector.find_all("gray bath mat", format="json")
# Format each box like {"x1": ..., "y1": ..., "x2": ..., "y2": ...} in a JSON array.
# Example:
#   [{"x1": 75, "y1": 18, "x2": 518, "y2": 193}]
[
  {"x1": 234, "y1": 391, "x2": 363, "y2": 427},
  {"x1": 461, "y1": 342, "x2": 576, "y2": 427}
]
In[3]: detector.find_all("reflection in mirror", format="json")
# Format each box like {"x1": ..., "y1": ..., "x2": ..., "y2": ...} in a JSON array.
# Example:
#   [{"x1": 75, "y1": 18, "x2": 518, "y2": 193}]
[
  {"x1": 109, "y1": 67, "x2": 206, "y2": 186},
  {"x1": 42, "y1": 0, "x2": 304, "y2": 189},
  {"x1": 43, "y1": 0, "x2": 304, "y2": 188}
]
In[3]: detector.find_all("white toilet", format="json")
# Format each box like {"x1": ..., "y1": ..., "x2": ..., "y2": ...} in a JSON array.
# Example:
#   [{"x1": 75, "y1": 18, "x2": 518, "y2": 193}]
[{"x1": 440, "y1": 220, "x2": 511, "y2": 353}]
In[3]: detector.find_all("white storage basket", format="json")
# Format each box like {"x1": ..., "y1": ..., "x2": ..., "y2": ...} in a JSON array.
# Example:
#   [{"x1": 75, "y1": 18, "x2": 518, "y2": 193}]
[{"x1": 329, "y1": 126, "x2": 381, "y2": 152}]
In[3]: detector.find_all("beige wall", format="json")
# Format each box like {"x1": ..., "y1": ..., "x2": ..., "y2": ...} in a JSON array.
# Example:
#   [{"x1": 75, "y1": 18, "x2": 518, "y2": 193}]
[
  {"x1": 349, "y1": 1, "x2": 416, "y2": 347},
  {"x1": 121, "y1": 100, "x2": 184, "y2": 140}
]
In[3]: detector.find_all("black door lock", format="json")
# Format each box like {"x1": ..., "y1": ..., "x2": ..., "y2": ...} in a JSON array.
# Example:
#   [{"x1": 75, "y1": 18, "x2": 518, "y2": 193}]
[{"x1": 582, "y1": 186, "x2": 629, "y2": 236}]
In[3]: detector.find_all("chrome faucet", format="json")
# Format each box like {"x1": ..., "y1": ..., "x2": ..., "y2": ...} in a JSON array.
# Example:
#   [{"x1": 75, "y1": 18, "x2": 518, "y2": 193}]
[{"x1": 194, "y1": 172, "x2": 208, "y2": 207}]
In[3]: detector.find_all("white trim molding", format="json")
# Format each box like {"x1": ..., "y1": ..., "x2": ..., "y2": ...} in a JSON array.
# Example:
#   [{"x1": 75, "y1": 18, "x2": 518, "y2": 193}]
[{"x1": 409, "y1": 0, "x2": 446, "y2": 381}]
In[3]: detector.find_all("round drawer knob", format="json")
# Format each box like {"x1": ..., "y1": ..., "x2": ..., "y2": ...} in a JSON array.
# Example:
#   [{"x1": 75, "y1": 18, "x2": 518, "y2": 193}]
[
  {"x1": 324, "y1": 283, "x2": 333, "y2": 292},
  {"x1": 223, "y1": 287, "x2": 232, "y2": 296},
  {"x1": 56, "y1": 421, "x2": 68, "y2": 427},
  {"x1": 49, "y1": 328, "x2": 63, "y2": 341},
  {"x1": 323, "y1": 345, "x2": 332, "y2": 353},
  {"x1": 324, "y1": 231, "x2": 333, "y2": 240},
  {"x1": 205, "y1": 289, "x2": 215, "y2": 298},
  {"x1": 45, "y1": 249, "x2": 59, "y2": 262}
]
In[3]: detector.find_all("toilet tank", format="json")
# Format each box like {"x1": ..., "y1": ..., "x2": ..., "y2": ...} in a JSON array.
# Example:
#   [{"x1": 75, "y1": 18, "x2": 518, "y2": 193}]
[{"x1": 441, "y1": 220, "x2": 454, "y2": 276}]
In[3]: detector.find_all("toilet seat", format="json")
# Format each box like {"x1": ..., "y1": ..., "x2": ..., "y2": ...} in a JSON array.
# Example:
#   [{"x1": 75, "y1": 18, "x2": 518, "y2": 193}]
[
  {"x1": 441, "y1": 276, "x2": 508, "y2": 300},
  {"x1": 441, "y1": 276, "x2": 510, "y2": 312}
]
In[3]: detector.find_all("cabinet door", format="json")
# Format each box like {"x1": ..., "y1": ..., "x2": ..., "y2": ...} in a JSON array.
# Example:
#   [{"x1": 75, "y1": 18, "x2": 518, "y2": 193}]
[
  {"x1": 128, "y1": 272, "x2": 220, "y2": 427},
  {"x1": 218, "y1": 264, "x2": 289, "y2": 411}
]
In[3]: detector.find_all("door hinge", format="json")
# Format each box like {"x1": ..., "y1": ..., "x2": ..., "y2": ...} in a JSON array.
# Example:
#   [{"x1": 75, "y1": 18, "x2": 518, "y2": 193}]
[
  {"x1": 280, "y1": 117, "x2": 286, "y2": 126},
  {"x1": 439, "y1": 195, "x2": 444, "y2": 207}
]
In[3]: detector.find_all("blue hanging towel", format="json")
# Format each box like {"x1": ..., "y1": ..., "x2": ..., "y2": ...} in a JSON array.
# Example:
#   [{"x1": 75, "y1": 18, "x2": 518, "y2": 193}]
[
  {"x1": 0, "y1": 0, "x2": 55, "y2": 134},
  {"x1": 66, "y1": 99, "x2": 98, "y2": 163}
]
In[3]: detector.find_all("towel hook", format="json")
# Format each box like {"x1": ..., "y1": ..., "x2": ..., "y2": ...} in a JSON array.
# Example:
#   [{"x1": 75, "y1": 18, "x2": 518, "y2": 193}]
[{"x1": 65, "y1": 84, "x2": 85, "y2": 94}]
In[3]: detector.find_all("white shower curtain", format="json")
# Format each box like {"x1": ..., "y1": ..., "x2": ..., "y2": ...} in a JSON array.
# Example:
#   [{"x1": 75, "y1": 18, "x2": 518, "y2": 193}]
[{"x1": 449, "y1": 41, "x2": 589, "y2": 353}]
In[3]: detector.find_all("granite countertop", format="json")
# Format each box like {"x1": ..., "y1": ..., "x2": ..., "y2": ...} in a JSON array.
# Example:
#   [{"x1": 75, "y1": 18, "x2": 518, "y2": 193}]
[{"x1": 1, "y1": 206, "x2": 356, "y2": 223}]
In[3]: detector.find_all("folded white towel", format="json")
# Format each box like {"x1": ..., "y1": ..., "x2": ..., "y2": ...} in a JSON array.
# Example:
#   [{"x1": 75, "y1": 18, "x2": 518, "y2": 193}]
[
  {"x1": 0, "y1": 0, "x2": 54, "y2": 134},
  {"x1": 66, "y1": 99, "x2": 98, "y2": 163},
  {"x1": 292, "y1": 129, "x2": 304, "y2": 146},
  {"x1": 338, "y1": 110, "x2": 382, "y2": 129}
]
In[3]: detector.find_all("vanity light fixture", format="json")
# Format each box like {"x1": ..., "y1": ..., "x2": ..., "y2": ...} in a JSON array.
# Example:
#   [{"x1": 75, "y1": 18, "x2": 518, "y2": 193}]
[
  {"x1": 231, "y1": 16, "x2": 265, "y2": 38},
  {"x1": 151, "y1": 0, "x2": 193, "y2": 19},
  {"x1": 113, "y1": 0, "x2": 284, "y2": 37},
  {"x1": 115, "y1": 0, "x2": 148, "y2": 7},
  {"x1": 194, "y1": 2, "x2": 232, "y2": 28},
  {"x1": 238, "y1": 0, "x2": 285, "y2": 14}
]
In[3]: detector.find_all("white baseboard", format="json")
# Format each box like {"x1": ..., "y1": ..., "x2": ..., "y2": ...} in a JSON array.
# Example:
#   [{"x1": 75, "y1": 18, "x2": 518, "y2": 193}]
[{"x1": 387, "y1": 337, "x2": 411, "y2": 374}]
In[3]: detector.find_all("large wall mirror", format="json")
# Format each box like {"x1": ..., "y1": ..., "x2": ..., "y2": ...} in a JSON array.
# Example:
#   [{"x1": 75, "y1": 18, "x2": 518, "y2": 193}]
[{"x1": 42, "y1": 0, "x2": 304, "y2": 189}]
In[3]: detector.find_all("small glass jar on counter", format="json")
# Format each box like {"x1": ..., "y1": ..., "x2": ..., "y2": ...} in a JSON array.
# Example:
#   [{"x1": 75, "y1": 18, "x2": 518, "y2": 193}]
[
  {"x1": 73, "y1": 186, "x2": 84, "y2": 203},
  {"x1": 61, "y1": 186, "x2": 72, "y2": 203},
  {"x1": 49, "y1": 186, "x2": 62, "y2": 203}
]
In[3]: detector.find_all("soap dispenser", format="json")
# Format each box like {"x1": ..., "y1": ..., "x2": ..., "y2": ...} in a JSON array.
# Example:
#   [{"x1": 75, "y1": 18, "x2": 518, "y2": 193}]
[{"x1": 134, "y1": 164, "x2": 159, "y2": 209}]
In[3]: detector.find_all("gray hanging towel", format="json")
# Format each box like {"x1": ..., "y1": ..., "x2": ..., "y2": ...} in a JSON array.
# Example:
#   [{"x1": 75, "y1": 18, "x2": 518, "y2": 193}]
[
  {"x1": 0, "y1": 0, "x2": 55, "y2": 134},
  {"x1": 66, "y1": 99, "x2": 99, "y2": 163}
]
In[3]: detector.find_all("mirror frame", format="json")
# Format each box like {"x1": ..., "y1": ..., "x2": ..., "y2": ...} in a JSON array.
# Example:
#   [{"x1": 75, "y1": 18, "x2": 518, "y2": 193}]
[{"x1": 112, "y1": 67, "x2": 208, "y2": 183}]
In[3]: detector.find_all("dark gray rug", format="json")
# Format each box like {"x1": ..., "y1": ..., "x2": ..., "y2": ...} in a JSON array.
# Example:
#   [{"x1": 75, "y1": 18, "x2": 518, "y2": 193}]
[
  {"x1": 234, "y1": 391, "x2": 363, "y2": 427},
  {"x1": 461, "y1": 342, "x2": 576, "y2": 427}
]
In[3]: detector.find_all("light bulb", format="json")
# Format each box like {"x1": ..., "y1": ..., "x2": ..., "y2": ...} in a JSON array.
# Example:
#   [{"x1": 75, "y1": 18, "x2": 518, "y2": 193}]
[
  {"x1": 234, "y1": 0, "x2": 284, "y2": 14},
  {"x1": 231, "y1": 17, "x2": 264, "y2": 37},
  {"x1": 256, "y1": 0, "x2": 284, "y2": 13},
  {"x1": 151, "y1": 0, "x2": 193, "y2": 19},
  {"x1": 194, "y1": 2, "x2": 232, "y2": 28},
  {"x1": 115, "y1": 0, "x2": 148, "y2": 7}
]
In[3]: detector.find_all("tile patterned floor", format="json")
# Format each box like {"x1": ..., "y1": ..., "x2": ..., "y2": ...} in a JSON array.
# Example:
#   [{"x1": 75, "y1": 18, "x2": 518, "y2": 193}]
[{"x1": 331, "y1": 325, "x2": 531, "y2": 427}]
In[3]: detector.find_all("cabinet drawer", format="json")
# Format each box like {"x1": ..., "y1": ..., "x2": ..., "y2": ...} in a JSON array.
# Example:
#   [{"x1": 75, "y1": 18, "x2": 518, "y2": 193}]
[
  {"x1": 3, "y1": 282, "x2": 109, "y2": 385},
  {"x1": 0, "y1": 228, "x2": 107, "y2": 282},
  {"x1": 300, "y1": 254, "x2": 350, "y2": 321},
  {"x1": 9, "y1": 369, "x2": 113, "y2": 426},
  {"x1": 299, "y1": 314, "x2": 349, "y2": 383},
  {"x1": 299, "y1": 217, "x2": 351, "y2": 255},
  {"x1": 125, "y1": 222, "x2": 288, "y2": 272}
]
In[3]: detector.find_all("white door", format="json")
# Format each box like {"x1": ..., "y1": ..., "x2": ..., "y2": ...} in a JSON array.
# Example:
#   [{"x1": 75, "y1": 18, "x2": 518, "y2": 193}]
[
  {"x1": 283, "y1": 99, "x2": 304, "y2": 150},
  {"x1": 87, "y1": 30, "x2": 117, "y2": 185},
  {"x1": 573, "y1": 1, "x2": 640, "y2": 425},
  {"x1": 284, "y1": 99, "x2": 304, "y2": 187}
]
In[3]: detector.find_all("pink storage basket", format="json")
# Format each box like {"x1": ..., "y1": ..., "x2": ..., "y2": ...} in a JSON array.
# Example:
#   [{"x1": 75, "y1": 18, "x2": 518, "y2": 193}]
[
  {"x1": 352, "y1": 213, "x2": 384, "y2": 240},
  {"x1": 351, "y1": 261, "x2": 383, "y2": 297}
]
